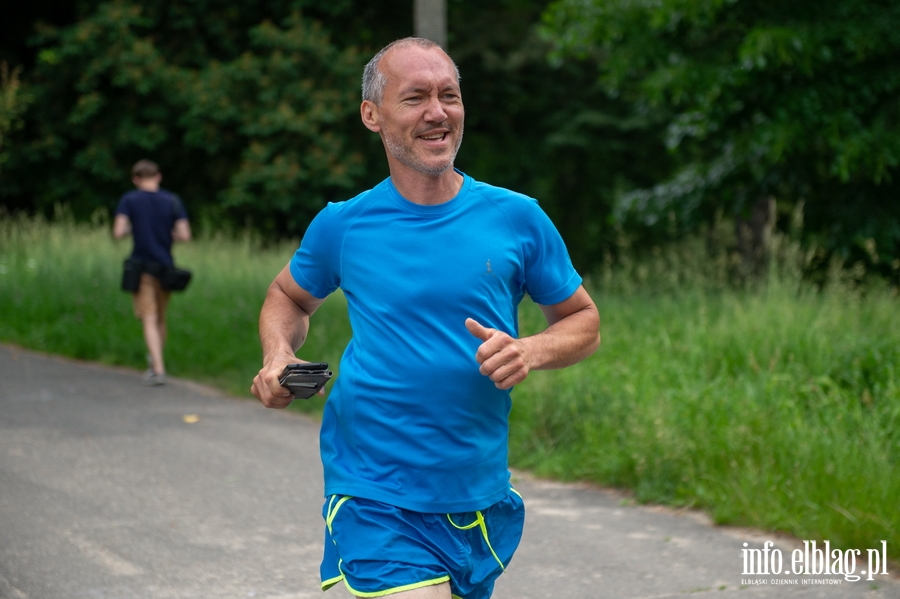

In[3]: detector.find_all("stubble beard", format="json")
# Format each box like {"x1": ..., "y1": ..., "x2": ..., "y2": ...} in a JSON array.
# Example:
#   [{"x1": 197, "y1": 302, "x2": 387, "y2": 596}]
[{"x1": 383, "y1": 124, "x2": 465, "y2": 176}]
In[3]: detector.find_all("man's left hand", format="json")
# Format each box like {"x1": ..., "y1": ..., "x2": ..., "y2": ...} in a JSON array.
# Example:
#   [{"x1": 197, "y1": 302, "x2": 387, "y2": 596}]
[{"x1": 465, "y1": 318, "x2": 531, "y2": 390}]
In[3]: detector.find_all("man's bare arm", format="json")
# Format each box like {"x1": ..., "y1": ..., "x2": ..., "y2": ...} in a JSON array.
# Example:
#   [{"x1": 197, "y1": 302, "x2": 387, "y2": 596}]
[
  {"x1": 172, "y1": 218, "x2": 192, "y2": 242},
  {"x1": 466, "y1": 285, "x2": 600, "y2": 390},
  {"x1": 531, "y1": 285, "x2": 601, "y2": 369},
  {"x1": 112, "y1": 214, "x2": 131, "y2": 239},
  {"x1": 251, "y1": 265, "x2": 326, "y2": 408}
]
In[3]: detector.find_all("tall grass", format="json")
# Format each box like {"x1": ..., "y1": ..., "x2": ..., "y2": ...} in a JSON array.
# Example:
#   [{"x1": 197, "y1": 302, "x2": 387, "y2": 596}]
[
  {"x1": 513, "y1": 227, "x2": 899, "y2": 554},
  {"x1": 0, "y1": 210, "x2": 351, "y2": 399},
  {"x1": 513, "y1": 285, "x2": 899, "y2": 552},
  {"x1": 1, "y1": 212, "x2": 897, "y2": 556}
]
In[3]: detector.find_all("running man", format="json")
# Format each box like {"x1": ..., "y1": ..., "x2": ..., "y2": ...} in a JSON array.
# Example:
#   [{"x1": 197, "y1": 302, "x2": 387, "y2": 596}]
[{"x1": 251, "y1": 37, "x2": 600, "y2": 599}]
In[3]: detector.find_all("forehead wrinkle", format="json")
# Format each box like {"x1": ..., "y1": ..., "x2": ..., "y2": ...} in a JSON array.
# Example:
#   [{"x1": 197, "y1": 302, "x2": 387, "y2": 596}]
[
  {"x1": 380, "y1": 48, "x2": 459, "y2": 94},
  {"x1": 396, "y1": 81, "x2": 459, "y2": 96}
]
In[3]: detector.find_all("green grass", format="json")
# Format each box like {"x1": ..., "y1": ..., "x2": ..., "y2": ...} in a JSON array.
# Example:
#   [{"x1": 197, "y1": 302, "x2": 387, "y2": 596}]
[
  {"x1": 0, "y1": 211, "x2": 352, "y2": 401},
  {"x1": 513, "y1": 285, "x2": 899, "y2": 552},
  {"x1": 2, "y1": 213, "x2": 898, "y2": 557}
]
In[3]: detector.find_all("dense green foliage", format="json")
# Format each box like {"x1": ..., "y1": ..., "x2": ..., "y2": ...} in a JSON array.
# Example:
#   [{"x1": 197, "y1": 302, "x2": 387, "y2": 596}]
[
  {"x1": 542, "y1": 0, "x2": 900, "y2": 277},
  {"x1": 2, "y1": 216, "x2": 897, "y2": 554},
  {"x1": 1, "y1": 0, "x2": 899, "y2": 277},
  {"x1": 449, "y1": 2, "x2": 670, "y2": 270},
  {"x1": 2, "y1": 1, "x2": 378, "y2": 234},
  {"x1": 0, "y1": 0, "x2": 668, "y2": 273}
]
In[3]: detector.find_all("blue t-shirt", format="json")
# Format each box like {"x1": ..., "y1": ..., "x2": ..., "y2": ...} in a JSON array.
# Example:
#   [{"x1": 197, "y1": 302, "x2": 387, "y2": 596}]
[
  {"x1": 290, "y1": 172, "x2": 582, "y2": 513},
  {"x1": 115, "y1": 189, "x2": 188, "y2": 266}
]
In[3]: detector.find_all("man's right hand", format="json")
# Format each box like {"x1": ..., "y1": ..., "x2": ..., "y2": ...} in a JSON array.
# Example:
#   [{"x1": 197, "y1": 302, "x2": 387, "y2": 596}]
[
  {"x1": 251, "y1": 357, "x2": 297, "y2": 409},
  {"x1": 253, "y1": 265, "x2": 328, "y2": 409}
]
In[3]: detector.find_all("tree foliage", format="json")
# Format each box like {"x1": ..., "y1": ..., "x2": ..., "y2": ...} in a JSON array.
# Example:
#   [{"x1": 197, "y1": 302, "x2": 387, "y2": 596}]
[
  {"x1": 1, "y1": 0, "x2": 665, "y2": 272},
  {"x1": 3, "y1": 0, "x2": 897, "y2": 277},
  {"x1": 1, "y1": 0, "x2": 379, "y2": 234},
  {"x1": 543, "y1": 0, "x2": 900, "y2": 272},
  {"x1": 178, "y1": 15, "x2": 366, "y2": 232},
  {"x1": 449, "y1": 0, "x2": 670, "y2": 269}
]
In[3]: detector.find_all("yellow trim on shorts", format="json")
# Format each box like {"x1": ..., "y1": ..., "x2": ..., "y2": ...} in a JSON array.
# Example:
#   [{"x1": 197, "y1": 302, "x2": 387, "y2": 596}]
[
  {"x1": 445, "y1": 486, "x2": 521, "y2": 574},
  {"x1": 322, "y1": 490, "x2": 523, "y2": 597},
  {"x1": 342, "y1": 575, "x2": 451, "y2": 597},
  {"x1": 322, "y1": 573, "x2": 344, "y2": 591},
  {"x1": 320, "y1": 549, "x2": 451, "y2": 596},
  {"x1": 322, "y1": 497, "x2": 452, "y2": 597},
  {"x1": 446, "y1": 510, "x2": 505, "y2": 573},
  {"x1": 326, "y1": 495, "x2": 353, "y2": 534}
]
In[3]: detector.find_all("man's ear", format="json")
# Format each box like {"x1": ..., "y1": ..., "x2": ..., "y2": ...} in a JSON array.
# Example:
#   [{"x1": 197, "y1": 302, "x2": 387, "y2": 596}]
[{"x1": 360, "y1": 100, "x2": 381, "y2": 133}]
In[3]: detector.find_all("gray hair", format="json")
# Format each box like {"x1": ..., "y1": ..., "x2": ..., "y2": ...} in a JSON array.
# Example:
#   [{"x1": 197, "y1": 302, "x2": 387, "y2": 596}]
[{"x1": 361, "y1": 37, "x2": 460, "y2": 105}]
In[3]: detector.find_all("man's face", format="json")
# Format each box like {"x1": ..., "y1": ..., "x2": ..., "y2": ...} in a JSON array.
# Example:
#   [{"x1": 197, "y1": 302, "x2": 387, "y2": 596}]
[
  {"x1": 132, "y1": 173, "x2": 162, "y2": 192},
  {"x1": 363, "y1": 45, "x2": 464, "y2": 177}
]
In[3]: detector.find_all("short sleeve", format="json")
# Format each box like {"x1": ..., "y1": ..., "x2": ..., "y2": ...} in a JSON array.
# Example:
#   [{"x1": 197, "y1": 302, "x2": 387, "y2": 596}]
[
  {"x1": 114, "y1": 194, "x2": 131, "y2": 217},
  {"x1": 518, "y1": 201, "x2": 582, "y2": 306},
  {"x1": 289, "y1": 204, "x2": 342, "y2": 299}
]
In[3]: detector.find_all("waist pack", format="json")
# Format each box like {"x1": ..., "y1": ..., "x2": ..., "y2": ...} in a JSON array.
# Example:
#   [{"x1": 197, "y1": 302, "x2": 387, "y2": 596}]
[
  {"x1": 122, "y1": 258, "x2": 192, "y2": 292},
  {"x1": 162, "y1": 266, "x2": 192, "y2": 291}
]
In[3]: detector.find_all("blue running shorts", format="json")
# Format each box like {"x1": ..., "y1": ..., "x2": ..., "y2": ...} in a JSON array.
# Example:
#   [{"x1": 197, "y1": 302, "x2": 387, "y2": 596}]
[{"x1": 320, "y1": 488, "x2": 525, "y2": 599}]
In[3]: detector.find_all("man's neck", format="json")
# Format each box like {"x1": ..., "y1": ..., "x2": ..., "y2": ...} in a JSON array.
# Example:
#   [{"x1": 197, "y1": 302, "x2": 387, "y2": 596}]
[{"x1": 390, "y1": 168, "x2": 463, "y2": 206}]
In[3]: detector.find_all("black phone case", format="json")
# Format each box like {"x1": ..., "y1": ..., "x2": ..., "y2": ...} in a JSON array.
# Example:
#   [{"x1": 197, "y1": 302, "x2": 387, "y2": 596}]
[{"x1": 278, "y1": 362, "x2": 333, "y2": 399}]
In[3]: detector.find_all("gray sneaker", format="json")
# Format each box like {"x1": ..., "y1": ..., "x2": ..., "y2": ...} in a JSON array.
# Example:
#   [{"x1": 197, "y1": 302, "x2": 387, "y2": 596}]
[{"x1": 142, "y1": 369, "x2": 166, "y2": 386}]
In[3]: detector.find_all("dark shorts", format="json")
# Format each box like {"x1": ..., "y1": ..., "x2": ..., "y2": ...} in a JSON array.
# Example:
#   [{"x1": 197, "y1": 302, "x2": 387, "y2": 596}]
[{"x1": 321, "y1": 488, "x2": 525, "y2": 599}]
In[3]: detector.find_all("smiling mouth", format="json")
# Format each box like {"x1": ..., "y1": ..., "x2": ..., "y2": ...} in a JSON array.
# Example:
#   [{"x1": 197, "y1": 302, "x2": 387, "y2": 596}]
[{"x1": 419, "y1": 131, "x2": 448, "y2": 142}]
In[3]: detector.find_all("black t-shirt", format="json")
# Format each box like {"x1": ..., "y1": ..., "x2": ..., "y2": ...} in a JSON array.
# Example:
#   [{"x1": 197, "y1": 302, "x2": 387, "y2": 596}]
[{"x1": 115, "y1": 189, "x2": 188, "y2": 266}]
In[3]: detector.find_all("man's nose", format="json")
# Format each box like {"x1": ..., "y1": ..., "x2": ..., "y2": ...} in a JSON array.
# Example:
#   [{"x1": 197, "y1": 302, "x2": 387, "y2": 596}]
[{"x1": 423, "y1": 95, "x2": 448, "y2": 122}]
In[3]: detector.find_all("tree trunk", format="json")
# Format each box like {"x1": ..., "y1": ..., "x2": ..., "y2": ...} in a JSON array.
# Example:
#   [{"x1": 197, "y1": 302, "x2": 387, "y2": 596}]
[{"x1": 414, "y1": 0, "x2": 447, "y2": 49}]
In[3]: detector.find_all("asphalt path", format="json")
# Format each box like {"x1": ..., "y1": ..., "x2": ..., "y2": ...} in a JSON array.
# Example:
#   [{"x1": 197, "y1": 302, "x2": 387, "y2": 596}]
[{"x1": 1, "y1": 343, "x2": 898, "y2": 599}]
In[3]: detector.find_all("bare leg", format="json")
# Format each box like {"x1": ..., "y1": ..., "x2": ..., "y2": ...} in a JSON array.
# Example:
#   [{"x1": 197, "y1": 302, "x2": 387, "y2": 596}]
[
  {"x1": 360, "y1": 582, "x2": 451, "y2": 599},
  {"x1": 141, "y1": 314, "x2": 166, "y2": 375},
  {"x1": 158, "y1": 316, "x2": 167, "y2": 359}
]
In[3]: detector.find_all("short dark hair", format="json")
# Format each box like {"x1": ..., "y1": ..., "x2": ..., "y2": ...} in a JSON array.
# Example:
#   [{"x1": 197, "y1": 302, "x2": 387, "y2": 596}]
[
  {"x1": 131, "y1": 159, "x2": 160, "y2": 179},
  {"x1": 361, "y1": 37, "x2": 460, "y2": 105}
]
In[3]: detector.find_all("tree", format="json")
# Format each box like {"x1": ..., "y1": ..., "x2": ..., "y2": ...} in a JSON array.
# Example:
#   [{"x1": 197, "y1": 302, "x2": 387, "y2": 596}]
[
  {"x1": 1, "y1": 1, "x2": 367, "y2": 236},
  {"x1": 177, "y1": 15, "x2": 366, "y2": 233},
  {"x1": 2, "y1": 0, "x2": 672, "y2": 273},
  {"x1": 449, "y1": 0, "x2": 671, "y2": 271},
  {"x1": 542, "y1": 0, "x2": 900, "y2": 275}
]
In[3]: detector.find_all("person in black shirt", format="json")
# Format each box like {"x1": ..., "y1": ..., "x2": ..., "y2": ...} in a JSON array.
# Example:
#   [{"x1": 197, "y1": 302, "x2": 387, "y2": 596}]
[{"x1": 113, "y1": 159, "x2": 192, "y2": 385}]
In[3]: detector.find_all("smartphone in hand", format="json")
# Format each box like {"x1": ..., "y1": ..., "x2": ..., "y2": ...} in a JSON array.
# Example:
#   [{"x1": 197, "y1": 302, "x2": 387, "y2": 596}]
[{"x1": 278, "y1": 362, "x2": 333, "y2": 399}]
